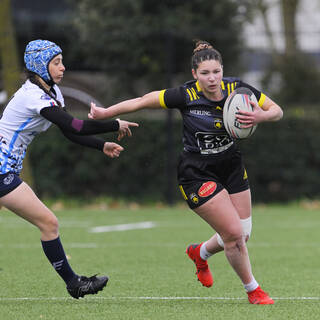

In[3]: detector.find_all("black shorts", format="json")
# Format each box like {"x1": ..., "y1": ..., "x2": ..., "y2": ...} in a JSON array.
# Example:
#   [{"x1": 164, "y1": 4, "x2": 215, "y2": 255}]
[
  {"x1": 0, "y1": 172, "x2": 23, "y2": 197},
  {"x1": 177, "y1": 147, "x2": 249, "y2": 209}
]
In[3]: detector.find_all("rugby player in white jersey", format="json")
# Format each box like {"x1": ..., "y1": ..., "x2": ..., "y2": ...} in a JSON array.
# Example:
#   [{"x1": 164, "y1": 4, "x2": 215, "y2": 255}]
[{"x1": 0, "y1": 39, "x2": 138, "y2": 299}]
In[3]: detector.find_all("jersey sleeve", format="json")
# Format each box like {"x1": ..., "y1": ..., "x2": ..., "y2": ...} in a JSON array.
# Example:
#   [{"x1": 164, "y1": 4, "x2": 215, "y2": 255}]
[
  {"x1": 29, "y1": 94, "x2": 58, "y2": 114},
  {"x1": 61, "y1": 130, "x2": 105, "y2": 151},
  {"x1": 158, "y1": 86, "x2": 186, "y2": 109},
  {"x1": 40, "y1": 106, "x2": 119, "y2": 135},
  {"x1": 26, "y1": 86, "x2": 60, "y2": 115},
  {"x1": 238, "y1": 81, "x2": 266, "y2": 107}
]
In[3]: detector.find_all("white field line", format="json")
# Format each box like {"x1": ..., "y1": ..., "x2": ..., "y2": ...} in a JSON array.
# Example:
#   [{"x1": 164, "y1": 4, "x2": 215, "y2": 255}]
[
  {"x1": 2, "y1": 242, "x2": 320, "y2": 249},
  {"x1": 89, "y1": 221, "x2": 156, "y2": 233},
  {"x1": 2, "y1": 243, "x2": 320, "y2": 249},
  {"x1": 0, "y1": 296, "x2": 319, "y2": 302},
  {"x1": 0, "y1": 243, "x2": 99, "y2": 249}
]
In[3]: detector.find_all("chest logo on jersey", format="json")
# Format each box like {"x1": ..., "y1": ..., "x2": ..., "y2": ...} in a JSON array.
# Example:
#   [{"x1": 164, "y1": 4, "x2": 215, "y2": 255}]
[
  {"x1": 214, "y1": 119, "x2": 223, "y2": 129},
  {"x1": 190, "y1": 110, "x2": 212, "y2": 116},
  {"x1": 40, "y1": 94, "x2": 52, "y2": 100}
]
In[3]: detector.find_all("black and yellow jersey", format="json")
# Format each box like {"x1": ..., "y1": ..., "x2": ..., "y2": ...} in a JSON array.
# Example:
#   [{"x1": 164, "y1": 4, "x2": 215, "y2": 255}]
[{"x1": 158, "y1": 77, "x2": 265, "y2": 155}]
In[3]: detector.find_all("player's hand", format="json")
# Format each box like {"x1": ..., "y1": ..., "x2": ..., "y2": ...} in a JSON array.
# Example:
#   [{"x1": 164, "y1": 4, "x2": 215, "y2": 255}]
[
  {"x1": 236, "y1": 101, "x2": 266, "y2": 128},
  {"x1": 88, "y1": 102, "x2": 107, "y2": 120},
  {"x1": 103, "y1": 142, "x2": 124, "y2": 158},
  {"x1": 116, "y1": 119, "x2": 139, "y2": 141}
]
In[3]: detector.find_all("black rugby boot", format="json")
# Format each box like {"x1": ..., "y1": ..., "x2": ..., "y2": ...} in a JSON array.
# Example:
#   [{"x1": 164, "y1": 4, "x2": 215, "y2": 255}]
[{"x1": 67, "y1": 274, "x2": 108, "y2": 299}]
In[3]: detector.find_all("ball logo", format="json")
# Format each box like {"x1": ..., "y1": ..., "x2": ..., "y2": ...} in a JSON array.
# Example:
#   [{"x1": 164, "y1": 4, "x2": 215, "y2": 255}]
[
  {"x1": 198, "y1": 181, "x2": 217, "y2": 197},
  {"x1": 233, "y1": 106, "x2": 242, "y2": 129}
]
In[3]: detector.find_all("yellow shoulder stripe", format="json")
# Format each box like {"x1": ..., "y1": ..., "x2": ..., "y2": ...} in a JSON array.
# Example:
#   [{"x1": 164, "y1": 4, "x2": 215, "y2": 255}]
[
  {"x1": 159, "y1": 90, "x2": 167, "y2": 108},
  {"x1": 191, "y1": 88, "x2": 199, "y2": 100},
  {"x1": 227, "y1": 83, "x2": 231, "y2": 96},
  {"x1": 186, "y1": 89, "x2": 194, "y2": 101}
]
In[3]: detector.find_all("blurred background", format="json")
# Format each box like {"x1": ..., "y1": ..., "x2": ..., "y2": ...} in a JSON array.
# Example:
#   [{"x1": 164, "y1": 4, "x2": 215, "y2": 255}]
[{"x1": 0, "y1": 0, "x2": 320, "y2": 205}]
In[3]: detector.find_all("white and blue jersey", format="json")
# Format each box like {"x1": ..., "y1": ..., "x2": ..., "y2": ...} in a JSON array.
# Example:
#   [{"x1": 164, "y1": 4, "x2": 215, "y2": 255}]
[{"x1": 0, "y1": 80, "x2": 64, "y2": 174}]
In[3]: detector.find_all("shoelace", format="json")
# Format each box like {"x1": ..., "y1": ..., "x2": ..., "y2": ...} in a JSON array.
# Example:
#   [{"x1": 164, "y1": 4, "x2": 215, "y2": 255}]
[
  {"x1": 80, "y1": 274, "x2": 98, "y2": 281},
  {"x1": 250, "y1": 288, "x2": 269, "y2": 298},
  {"x1": 195, "y1": 257, "x2": 208, "y2": 271}
]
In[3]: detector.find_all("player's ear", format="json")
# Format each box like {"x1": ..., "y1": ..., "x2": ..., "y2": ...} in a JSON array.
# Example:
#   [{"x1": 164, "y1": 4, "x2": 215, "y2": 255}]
[{"x1": 191, "y1": 68, "x2": 197, "y2": 79}]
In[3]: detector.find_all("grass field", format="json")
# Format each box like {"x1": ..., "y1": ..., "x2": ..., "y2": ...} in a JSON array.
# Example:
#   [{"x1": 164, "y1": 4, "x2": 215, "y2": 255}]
[{"x1": 0, "y1": 201, "x2": 320, "y2": 319}]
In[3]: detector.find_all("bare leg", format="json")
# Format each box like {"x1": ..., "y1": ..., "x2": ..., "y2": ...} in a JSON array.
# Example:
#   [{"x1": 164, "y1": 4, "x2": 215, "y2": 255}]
[
  {"x1": 194, "y1": 189, "x2": 253, "y2": 284},
  {"x1": 0, "y1": 181, "x2": 109, "y2": 298},
  {"x1": 204, "y1": 189, "x2": 252, "y2": 254},
  {"x1": 0, "y1": 182, "x2": 59, "y2": 240}
]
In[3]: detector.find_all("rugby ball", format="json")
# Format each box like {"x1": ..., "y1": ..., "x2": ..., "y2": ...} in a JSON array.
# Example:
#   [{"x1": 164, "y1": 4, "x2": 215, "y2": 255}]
[{"x1": 223, "y1": 87, "x2": 258, "y2": 139}]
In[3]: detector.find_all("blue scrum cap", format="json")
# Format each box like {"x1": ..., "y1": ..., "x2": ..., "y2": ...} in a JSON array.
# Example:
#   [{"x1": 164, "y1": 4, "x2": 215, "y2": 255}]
[{"x1": 24, "y1": 39, "x2": 62, "y2": 82}]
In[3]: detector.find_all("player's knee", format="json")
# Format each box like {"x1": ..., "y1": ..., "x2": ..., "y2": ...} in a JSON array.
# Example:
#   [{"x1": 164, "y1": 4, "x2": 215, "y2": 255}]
[
  {"x1": 220, "y1": 224, "x2": 243, "y2": 245},
  {"x1": 40, "y1": 214, "x2": 59, "y2": 235},
  {"x1": 216, "y1": 217, "x2": 252, "y2": 247}
]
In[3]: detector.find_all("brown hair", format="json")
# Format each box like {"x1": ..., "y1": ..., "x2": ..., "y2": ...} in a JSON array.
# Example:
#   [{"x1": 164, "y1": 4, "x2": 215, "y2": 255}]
[{"x1": 191, "y1": 40, "x2": 223, "y2": 70}]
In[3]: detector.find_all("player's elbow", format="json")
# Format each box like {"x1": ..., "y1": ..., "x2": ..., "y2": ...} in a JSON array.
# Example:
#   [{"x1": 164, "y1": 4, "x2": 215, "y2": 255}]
[
  {"x1": 269, "y1": 105, "x2": 283, "y2": 122},
  {"x1": 275, "y1": 106, "x2": 284, "y2": 121}
]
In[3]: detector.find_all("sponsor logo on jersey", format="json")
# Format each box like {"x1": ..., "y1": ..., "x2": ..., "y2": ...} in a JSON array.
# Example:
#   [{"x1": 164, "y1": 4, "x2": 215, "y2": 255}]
[
  {"x1": 40, "y1": 94, "x2": 52, "y2": 100},
  {"x1": 189, "y1": 192, "x2": 199, "y2": 204},
  {"x1": 198, "y1": 181, "x2": 217, "y2": 197},
  {"x1": 190, "y1": 109, "x2": 212, "y2": 116}
]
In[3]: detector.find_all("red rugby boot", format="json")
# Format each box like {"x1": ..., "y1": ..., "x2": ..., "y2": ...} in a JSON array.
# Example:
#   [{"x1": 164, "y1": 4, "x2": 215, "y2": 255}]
[
  {"x1": 186, "y1": 243, "x2": 213, "y2": 287},
  {"x1": 247, "y1": 286, "x2": 274, "y2": 305}
]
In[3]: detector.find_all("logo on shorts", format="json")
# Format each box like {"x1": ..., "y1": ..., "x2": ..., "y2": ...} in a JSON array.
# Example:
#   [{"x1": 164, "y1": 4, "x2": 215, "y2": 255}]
[
  {"x1": 189, "y1": 193, "x2": 199, "y2": 204},
  {"x1": 198, "y1": 181, "x2": 217, "y2": 197},
  {"x1": 3, "y1": 174, "x2": 14, "y2": 185}
]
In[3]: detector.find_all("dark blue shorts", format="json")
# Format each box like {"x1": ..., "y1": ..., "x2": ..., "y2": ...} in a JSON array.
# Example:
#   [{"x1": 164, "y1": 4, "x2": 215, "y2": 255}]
[{"x1": 0, "y1": 172, "x2": 23, "y2": 197}]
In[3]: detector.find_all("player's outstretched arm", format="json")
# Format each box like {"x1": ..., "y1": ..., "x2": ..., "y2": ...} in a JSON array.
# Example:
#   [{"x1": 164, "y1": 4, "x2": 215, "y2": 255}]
[{"x1": 88, "y1": 91, "x2": 161, "y2": 120}]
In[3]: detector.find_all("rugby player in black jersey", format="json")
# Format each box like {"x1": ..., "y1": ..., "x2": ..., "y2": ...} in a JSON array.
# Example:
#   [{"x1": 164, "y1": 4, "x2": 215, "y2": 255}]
[{"x1": 88, "y1": 40, "x2": 283, "y2": 304}]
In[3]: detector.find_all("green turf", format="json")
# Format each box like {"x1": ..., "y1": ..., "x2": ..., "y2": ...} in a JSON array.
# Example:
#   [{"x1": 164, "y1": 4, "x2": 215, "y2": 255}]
[{"x1": 0, "y1": 202, "x2": 319, "y2": 319}]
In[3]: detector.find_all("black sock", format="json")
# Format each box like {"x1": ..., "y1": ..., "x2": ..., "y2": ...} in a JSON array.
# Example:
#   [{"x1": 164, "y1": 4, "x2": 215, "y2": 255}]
[{"x1": 41, "y1": 236, "x2": 77, "y2": 284}]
